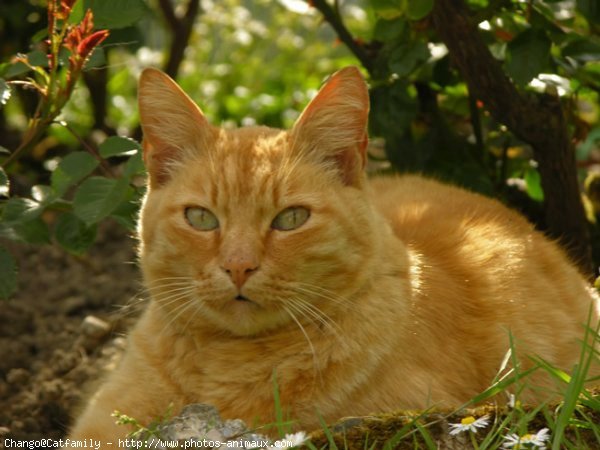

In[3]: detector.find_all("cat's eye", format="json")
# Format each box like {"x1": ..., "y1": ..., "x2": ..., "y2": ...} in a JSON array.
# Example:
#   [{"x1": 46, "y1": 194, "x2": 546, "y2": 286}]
[
  {"x1": 185, "y1": 207, "x2": 219, "y2": 231},
  {"x1": 271, "y1": 206, "x2": 310, "y2": 231}
]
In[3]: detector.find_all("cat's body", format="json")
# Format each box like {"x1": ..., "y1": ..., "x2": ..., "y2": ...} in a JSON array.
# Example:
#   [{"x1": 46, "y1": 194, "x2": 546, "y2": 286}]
[{"x1": 69, "y1": 67, "x2": 599, "y2": 441}]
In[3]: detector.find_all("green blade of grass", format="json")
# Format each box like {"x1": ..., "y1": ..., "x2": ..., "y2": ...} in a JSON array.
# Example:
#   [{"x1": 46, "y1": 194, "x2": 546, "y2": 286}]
[{"x1": 414, "y1": 422, "x2": 437, "y2": 450}]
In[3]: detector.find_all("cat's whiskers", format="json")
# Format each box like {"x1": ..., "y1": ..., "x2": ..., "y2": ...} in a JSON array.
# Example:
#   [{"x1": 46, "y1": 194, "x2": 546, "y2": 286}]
[
  {"x1": 284, "y1": 298, "x2": 322, "y2": 332},
  {"x1": 154, "y1": 289, "x2": 197, "y2": 310},
  {"x1": 292, "y1": 283, "x2": 355, "y2": 311},
  {"x1": 144, "y1": 276, "x2": 197, "y2": 288},
  {"x1": 281, "y1": 302, "x2": 322, "y2": 385},
  {"x1": 116, "y1": 279, "x2": 188, "y2": 318},
  {"x1": 287, "y1": 296, "x2": 344, "y2": 342},
  {"x1": 145, "y1": 284, "x2": 198, "y2": 298},
  {"x1": 158, "y1": 293, "x2": 199, "y2": 336}
]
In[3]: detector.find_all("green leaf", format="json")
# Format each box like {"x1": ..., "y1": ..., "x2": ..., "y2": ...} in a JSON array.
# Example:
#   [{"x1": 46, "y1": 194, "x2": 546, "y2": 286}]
[
  {"x1": 524, "y1": 167, "x2": 544, "y2": 202},
  {"x1": 99, "y1": 136, "x2": 142, "y2": 158},
  {"x1": 373, "y1": 18, "x2": 405, "y2": 41},
  {"x1": 370, "y1": 80, "x2": 418, "y2": 136},
  {"x1": 73, "y1": 176, "x2": 133, "y2": 225},
  {"x1": 85, "y1": 0, "x2": 149, "y2": 29},
  {"x1": 31, "y1": 28, "x2": 48, "y2": 43},
  {"x1": 31, "y1": 185, "x2": 56, "y2": 204},
  {"x1": 51, "y1": 152, "x2": 99, "y2": 197},
  {"x1": 12, "y1": 218, "x2": 51, "y2": 245},
  {"x1": 407, "y1": 0, "x2": 434, "y2": 20},
  {"x1": 371, "y1": 0, "x2": 404, "y2": 19},
  {"x1": 562, "y1": 37, "x2": 600, "y2": 63},
  {"x1": 0, "y1": 246, "x2": 17, "y2": 300},
  {"x1": 26, "y1": 49, "x2": 48, "y2": 68},
  {"x1": 54, "y1": 213, "x2": 97, "y2": 255},
  {"x1": 577, "y1": 127, "x2": 600, "y2": 160},
  {"x1": 388, "y1": 41, "x2": 430, "y2": 77},
  {"x1": 3, "y1": 61, "x2": 30, "y2": 78},
  {"x1": 83, "y1": 47, "x2": 106, "y2": 70},
  {"x1": 0, "y1": 167, "x2": 8, "y2": 197},
  {"x1": 2, "y1": 197, "x2": 44, "y2": 224},
  {"x1": 123, "y1": 151, "x2": 146, "y2": 178},
  {"x1": 111, "y1": 198, "x2": 140, "y2": 231},
  {"x1": 68, "y1": 0, "x2": 86, "y2": 24},
  {"x1": 505, "y1": 29, "x2": 551, "y2": 86},
  {"x1": 577, "y1": 0, "x2": 600, "y2": 24},
  {"x1": 0, "y1": 78, "x2": 11, "y2": 106}
]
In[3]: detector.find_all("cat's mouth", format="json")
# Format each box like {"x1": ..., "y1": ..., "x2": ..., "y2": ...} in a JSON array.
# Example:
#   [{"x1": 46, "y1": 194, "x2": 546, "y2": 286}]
[{"x1": 235, "y1": 294, "x2": 251, "y2": 302}]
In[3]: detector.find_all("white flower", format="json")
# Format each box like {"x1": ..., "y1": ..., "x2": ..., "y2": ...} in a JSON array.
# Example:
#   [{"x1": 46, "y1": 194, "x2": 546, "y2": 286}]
[
  {"x1": 502, "y1": 428, "x2": 550, "y2": 449},
  {"x1": 268, "y1": 431, "x2": 308, "y2": 449},
  {"x1": 449, "y1": 415, "x2": 490, "y2": 435}
]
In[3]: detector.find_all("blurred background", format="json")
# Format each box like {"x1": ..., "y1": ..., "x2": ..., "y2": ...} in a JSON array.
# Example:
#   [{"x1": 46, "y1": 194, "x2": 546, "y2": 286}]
[
  {"x1": 1, "y1": 0, "x2": 600, "y2": 286},
  {"x1": 1, "y1": 0, "x2": 600, "y2": 440}
]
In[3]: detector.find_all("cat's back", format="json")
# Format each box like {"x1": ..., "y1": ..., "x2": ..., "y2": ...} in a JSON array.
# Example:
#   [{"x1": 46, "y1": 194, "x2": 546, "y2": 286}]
[
  {"x1": 368, "y1": 174, "x2": 593, "y2": 332},
  {"x1": 363, "y1": 175, "x2": 600, "y2": 408},
  {"x1": 369, "y1": 174, "x2": 557, "y2": 267}
]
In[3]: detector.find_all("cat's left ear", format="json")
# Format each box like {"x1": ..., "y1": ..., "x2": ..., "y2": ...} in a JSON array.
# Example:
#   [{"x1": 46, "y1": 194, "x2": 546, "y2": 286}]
[{"x1": 290, "y1": 67, "x2": 369, "y2": 186}]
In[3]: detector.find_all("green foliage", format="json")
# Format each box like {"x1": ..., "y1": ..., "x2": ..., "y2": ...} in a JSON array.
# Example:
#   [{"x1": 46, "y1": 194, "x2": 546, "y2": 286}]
[
  {"x1": 2, "y1": 0, "x2": 600, "y2": 297},
  {"x1": 505, "y1": 29, "x2": 552, "y2": 86},
  {"x1": 309, "y1": 321, "x2": 600, "y2": 449},
  {"x1": 84, "y1": 0, "x2": 150, "y2": 30},
  {"x1": 51, "y1": 152, "x2": 99, "y2": 197},
  {"x1": 0, "y1": 0, "x2": 145, "y2": 298}
]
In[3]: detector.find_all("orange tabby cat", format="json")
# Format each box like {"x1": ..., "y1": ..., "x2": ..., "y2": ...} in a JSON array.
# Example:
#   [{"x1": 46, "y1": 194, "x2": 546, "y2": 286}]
[{"x1": 69, "y1": 67, "x2": 599, "y2": 441}]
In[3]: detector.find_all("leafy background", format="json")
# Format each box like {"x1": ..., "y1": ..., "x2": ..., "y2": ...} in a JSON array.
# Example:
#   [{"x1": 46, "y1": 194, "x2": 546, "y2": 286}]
[{"x1": 1, "y1": 0, "x2": 600, "y2": 299}]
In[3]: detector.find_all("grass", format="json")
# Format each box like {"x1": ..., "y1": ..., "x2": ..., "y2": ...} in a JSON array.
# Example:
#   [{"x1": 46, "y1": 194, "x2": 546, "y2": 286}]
[
  {"x1": 304, "y1": 317, "x2": 600, "y2": 450},
  {"x1": 114, "y1": 316, "x2": 600, "y2": 450}
]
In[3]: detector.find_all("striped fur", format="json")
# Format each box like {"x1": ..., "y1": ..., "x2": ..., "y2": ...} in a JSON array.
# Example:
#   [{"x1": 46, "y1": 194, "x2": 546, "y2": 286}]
[{"x1": 69, "y1": 67, "x2": 599, "y2": 443}]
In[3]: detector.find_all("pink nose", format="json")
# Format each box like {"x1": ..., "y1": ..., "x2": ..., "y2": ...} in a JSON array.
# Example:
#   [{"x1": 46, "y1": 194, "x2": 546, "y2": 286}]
[{"x1": 221, "y1": 256, "x2": 259, "y2": 289}]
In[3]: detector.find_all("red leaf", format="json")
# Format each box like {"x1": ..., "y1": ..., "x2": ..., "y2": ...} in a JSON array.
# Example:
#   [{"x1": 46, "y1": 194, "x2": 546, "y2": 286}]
[{"x1": 77, "y1": 30, "x2": 110, "y2": 60}]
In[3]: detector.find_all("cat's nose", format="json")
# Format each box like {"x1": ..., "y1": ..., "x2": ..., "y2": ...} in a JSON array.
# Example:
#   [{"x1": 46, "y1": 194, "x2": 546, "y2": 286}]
[{"x1": 221, "y1": 256, "x2": 259, "y2": 289}]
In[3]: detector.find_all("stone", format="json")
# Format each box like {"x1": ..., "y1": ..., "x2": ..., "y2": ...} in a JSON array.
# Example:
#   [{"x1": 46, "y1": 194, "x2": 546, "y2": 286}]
[
  {"x1": 6, "y1": 368, "x2": 30, "y2": 385},
  {"x1": 138, "y1": 404, "x2": 274, "y2": 450},
  {"x1": 81, "y1": 315, "x2": 111, "y2": 340}
]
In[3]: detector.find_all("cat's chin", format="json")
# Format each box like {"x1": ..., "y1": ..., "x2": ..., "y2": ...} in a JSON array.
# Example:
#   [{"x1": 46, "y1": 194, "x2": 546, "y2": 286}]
[{"x1": 201, "y1": 296, "x2": 290, "y2": 337}]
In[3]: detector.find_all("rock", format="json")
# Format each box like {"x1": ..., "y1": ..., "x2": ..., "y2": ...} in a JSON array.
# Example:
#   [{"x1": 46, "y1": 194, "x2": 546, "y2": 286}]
[
  {"x1": 81, "y1": 315, "x2": 111, "y2": 340},
  {"x1": 138, "y1": 404, "x2": 274, "y2": 450},
  {"x1": 6, "y1": 368, "x2": 30, "y2": 385},
  {"x1": 40, "y1": 380, "x2": 63, "y2": 402}
]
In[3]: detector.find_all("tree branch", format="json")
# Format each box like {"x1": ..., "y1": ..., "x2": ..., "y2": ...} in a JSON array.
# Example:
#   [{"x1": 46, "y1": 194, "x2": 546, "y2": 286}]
[
  {"x1": 430, "y1": 0, "x2": 592, "y2": 274},
  {"x1": 158, "y1": 0, "x2": 179, "y2": 30},
  {"x1": 310, "y1": 0, "x2": 374, "y2": 73},
  {"x1": 157, "y1": 0, "x2": 202, "y2": 79}
]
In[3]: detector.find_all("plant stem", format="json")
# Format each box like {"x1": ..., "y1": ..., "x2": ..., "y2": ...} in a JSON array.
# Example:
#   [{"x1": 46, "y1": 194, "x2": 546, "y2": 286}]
[
  {"x1": 1, "y1": 117, "x2": 53, "y2": 168},
  {"x1": 60, "y1": 121, "x2": 114, "y2": 177},
  {"x1": 470, "y1": 432, "x2": 480, "y2": 450}
]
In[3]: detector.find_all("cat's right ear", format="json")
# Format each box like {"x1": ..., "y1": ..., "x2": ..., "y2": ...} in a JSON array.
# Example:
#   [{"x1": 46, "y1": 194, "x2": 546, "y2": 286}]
[
  {"x1": 138, "y1": 68, "x2": 215, "y2": 188},
  {"x1": 290, "y1": 66, "x2": 369, "y2": 187}
]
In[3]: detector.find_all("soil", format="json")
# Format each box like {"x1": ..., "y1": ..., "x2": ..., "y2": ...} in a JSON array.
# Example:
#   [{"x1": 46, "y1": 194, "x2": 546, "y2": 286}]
[{"x1": 0, "y1": 223, "x2": 140, "y2": 441}]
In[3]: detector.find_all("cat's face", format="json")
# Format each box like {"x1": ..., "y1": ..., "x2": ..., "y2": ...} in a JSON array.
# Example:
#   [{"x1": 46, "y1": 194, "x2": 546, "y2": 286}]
[{"x1": 137, "y1": 68, "x2": 378, "y2": 336}]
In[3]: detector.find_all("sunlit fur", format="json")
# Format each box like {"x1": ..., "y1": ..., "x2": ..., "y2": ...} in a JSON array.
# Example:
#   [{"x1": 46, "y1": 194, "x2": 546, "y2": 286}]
[{"x1": 69, "y1": 67, "x2": 599, "y2": 442}]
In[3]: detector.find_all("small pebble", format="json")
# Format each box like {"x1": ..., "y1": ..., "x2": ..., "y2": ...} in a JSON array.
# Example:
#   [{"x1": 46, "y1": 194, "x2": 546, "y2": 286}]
[
  {"x1": 81, "y1": 315, "x2": 111, "y2": 340},
  {"x1": 40, "y1": 380, "x2": 63, "y2": 402},
  {"x1": 6, "y1": 368, "x2": 30, "y2": 385}
]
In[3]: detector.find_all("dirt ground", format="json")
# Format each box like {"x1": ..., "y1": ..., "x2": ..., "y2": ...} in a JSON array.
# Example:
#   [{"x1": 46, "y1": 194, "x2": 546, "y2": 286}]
[{"x1": 0, "y1": 223, "x2": 140, "y2": 440}]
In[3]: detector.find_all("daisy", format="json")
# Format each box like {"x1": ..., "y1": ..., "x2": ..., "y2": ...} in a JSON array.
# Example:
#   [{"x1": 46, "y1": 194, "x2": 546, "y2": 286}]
[
  {"x1": 449, "y1": 415, "x2": 490, "y2": 435},
  {"x1": 268, "y1": 431, "x2": 308, "y2": 449},
  {"x1": 502, "y1": 428, "x2": 550, "y2": 449}
]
